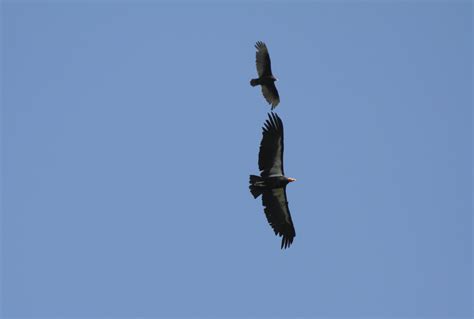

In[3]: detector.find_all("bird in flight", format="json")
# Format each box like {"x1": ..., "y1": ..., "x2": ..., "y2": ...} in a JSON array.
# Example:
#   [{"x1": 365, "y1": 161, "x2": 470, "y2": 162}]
[
  {"x1": 249, "y1": 113, "x2": 296, "y2": 249},
  {"x1": 250, "y1": 41, "x2": 280, "y2": 109}
]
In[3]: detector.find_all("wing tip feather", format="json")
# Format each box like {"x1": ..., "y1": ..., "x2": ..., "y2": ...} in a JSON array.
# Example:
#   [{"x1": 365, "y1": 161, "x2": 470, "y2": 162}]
[
  {"x1": 255, "y1": 41, "x2": 266, "y2": 50},
  {"x1": 280, "y1": 235, "x2": 295, "y2": 249}
]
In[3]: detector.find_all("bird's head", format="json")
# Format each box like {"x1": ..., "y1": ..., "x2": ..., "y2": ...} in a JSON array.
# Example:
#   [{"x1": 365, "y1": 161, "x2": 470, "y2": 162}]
[
  {"x1": 271, "y1": 75, "x2": 278, "y2": 81},
  {"x1": 287, "y1": 177, "x2": 296, "y2": 183}
]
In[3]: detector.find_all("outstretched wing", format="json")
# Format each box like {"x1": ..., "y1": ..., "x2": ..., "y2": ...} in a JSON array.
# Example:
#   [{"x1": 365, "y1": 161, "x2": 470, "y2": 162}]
[
  {"x1": 261, "y1": 82, "x2": 280, "y2": 109},
  {"x1": 258, "y1": 112, "x2": 284, "y2": 177},
  {"x1": 262, "y1": 187, "x2": 295, "y2": 249},
  {"x1": 255, "y1": 41, "x2": 273, "y2": 77}
]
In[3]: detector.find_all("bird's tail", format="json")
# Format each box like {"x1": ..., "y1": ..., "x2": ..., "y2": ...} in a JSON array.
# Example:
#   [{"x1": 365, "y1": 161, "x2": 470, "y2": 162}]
[
  {"x1": 250, "y1": 78, "x2": 259, "y2": 87},
  {"x1": 249, "y1": 175, "x2": 263, "y2": 198}
]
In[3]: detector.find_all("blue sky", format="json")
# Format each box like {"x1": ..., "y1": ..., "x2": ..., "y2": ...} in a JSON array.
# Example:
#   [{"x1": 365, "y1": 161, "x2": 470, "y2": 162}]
[{"x1": 1, "y1": 1, "x2": 472, "y2": 318}]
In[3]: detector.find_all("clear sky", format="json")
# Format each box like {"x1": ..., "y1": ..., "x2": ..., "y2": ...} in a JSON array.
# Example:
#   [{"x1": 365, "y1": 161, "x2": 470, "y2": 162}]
[{"x1": 1, "y1": 1, "x2": 472, "y2": 318}]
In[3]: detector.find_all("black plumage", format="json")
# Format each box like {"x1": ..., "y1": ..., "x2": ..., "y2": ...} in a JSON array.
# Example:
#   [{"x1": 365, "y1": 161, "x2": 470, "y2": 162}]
[
  {"x1": 250, "y1": 41, "x2": 280, "y2": 109},
  {"x1": 249, "y1": 113, "x2": 296, "y2": 249}
]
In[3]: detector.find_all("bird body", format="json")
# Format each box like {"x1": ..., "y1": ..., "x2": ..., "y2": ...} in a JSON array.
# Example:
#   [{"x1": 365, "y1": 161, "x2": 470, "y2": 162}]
[
  {"x1": 250, "y1": 75, "x2": 277, "y2": 88},
  {"x1": 250, "y1": 175, "x2": 292, "y2": 195}
]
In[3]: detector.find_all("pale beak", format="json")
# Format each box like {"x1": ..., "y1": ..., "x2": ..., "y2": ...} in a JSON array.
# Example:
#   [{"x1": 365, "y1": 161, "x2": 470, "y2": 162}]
[{"x1": 288, "y1": 177, "x2": 296, "y2": 183}]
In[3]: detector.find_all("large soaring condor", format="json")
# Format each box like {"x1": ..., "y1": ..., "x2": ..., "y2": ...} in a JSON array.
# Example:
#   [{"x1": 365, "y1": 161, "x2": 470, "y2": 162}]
[{"x1": 249, "y1": 113, "x2": 296, "y2": 249}]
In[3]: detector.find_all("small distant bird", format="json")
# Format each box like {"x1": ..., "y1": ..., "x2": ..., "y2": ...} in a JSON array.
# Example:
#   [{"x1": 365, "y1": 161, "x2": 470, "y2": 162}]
[
  {"x1": 249, "y1": 113, "x2": 296, "y2": 249},
  {"x1": 250, "y1": 41, "x2": 280, "y2": 109}
]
